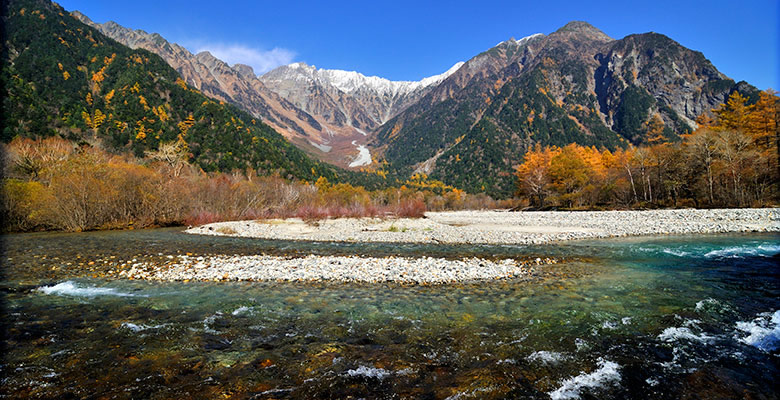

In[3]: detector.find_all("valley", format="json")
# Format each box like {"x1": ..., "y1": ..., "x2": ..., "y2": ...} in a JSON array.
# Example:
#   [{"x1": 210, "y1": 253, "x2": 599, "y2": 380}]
[{"x1": 71, "y1": 14, "x2": 757, "y2": 189}]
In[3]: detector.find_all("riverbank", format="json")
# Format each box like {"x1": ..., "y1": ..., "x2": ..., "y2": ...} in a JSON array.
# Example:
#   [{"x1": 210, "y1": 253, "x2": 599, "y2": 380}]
[{"x1": 188, "y1": 209, "x2": 779, "y2": 245}]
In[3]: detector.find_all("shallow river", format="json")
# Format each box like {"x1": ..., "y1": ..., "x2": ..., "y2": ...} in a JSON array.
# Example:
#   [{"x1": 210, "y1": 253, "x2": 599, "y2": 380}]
[{"x1": 2, "y1": 229, "x2": 778, "y2": 399}]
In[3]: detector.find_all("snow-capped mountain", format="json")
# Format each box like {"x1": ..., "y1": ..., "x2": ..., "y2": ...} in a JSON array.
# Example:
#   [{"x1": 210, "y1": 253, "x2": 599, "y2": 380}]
[
  {"x1": 70, "y1": 10, "x2": 383, "y2": 168},
  {"x1": 70, "y1": 9, "x2": 469, "y2": 169},
  {"x1": 260, "y1": 61, "x2": 464, "y2": 131},
  {"x1": 286, "y1": 62, "x2": 464, "y2": 97}
]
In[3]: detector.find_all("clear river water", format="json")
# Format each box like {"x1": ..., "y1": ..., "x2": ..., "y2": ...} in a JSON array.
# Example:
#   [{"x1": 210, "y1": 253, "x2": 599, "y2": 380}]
[{"x1": 1, "y1": 228, "x2": 778, "y2": 399}]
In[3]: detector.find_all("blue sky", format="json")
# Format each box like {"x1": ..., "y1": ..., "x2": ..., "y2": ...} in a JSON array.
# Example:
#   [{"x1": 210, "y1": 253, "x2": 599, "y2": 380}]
[{"x1": 58, "y1": 0, "x2": 778, "y2": 89}]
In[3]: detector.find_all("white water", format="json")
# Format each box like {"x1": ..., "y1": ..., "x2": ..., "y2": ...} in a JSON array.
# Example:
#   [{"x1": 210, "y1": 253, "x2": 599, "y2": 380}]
[
  {"x1": 120, "y1": 322, "x2": 169, "y2": 332},
  {"x1": 658, "y1": 319, "x2": 715, "y2": 344},
  {"x1": 735, "y1": 310, "x2": 780, "y2": 352},
  {"x1": 444, "y1": 386, "x2": 497, "y2": 400},
  {"x1": 526, "y1": 351, "x2": 567, "y2": 365},
  {"x1": 203, "y1": 313, "x2": 223, "y2": 334},
  {"x1": 637, "y1": 241, "x2": 780, "y2": 259},
  {"x1": 549, "y1": 358, "x2": 621, "y2": 400},
  {"x1": 695, "y1": 298, "x2": 728, "y2": 313},
  {"x1": 658, "y1": 327, "x2": 714, "y2": 343},
  {"x1": 704, "y1": 244, "x2": 780, "y2": 258},
  {"x1": 661, "y1": 248, "x2": 691, "y2": 257},
  {"x1": 231, "y1": 306, "x2": 254, "y2": 316},
  {"x1": 345, "y1": 365, "x2": 392, "y2": 379},
  {"x1": 37, "y1": 281, "x2": 140, "y2": 298}
]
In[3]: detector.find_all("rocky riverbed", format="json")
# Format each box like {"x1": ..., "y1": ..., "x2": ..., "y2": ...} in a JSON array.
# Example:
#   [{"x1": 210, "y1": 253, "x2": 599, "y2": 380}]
[
  {"x1": 188, "y1": 209, "x2": 780, "y2": 245},
  {"x1": 121, "y1": 254, "x2": 556, "y2": 284},
  {"x1": 82, "y1": 209, "x2": 777, "y2": 285}
]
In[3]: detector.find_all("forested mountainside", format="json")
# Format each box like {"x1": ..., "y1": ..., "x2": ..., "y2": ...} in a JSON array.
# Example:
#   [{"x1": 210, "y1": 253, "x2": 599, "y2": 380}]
[
  {"x1": 74, "y1": 12, "x2": 464, "y2": 169},
  {"x1": 1, "y1": 0, "x2": 346, "y2": 183},
  {"x1": 372, "y1": 22, "x2": 758, "y2": 197},
  {"x1": 68, "y1": 11, "x2": 367, "y2": 167}
]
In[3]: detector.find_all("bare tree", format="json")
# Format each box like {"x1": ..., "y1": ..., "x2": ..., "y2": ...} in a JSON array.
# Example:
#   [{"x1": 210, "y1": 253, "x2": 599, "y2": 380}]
[
  {"x1": 685, "y1": 129, "x2": 719, "y2": 205},
  {"x1": 145, "y1": 140, "x2": 189, "y2": 177}
]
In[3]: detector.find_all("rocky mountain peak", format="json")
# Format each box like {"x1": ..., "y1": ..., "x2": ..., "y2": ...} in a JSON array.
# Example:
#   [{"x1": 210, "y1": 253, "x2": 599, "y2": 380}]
[
  {"x1": 69, "y1": 10, "x2": 89, "y2": 22},
  {"x1": 233, "y1": 63, "x2": 256, "y2": 79},
  {"x1": 194, "y1": 51, "x2": 218, "y2": 64},
  {"x1": 260, "y1": 61, "x2": 464, "y2": 130},
  {"x1": 69, "y1": 12, "x2": 363, "y2": 166},
  {"x1": 264, "y1": 61, "x2": 463, "y2": 97},
  {"x1": 371, "y1": 20, "x2": 753, "y2": 197},
  {"x1": 553, "y1": 20, "x2": 612, "y2": 42},
  {"x1": 498, "y1": 33, "x2": 545, "y2": 47}
]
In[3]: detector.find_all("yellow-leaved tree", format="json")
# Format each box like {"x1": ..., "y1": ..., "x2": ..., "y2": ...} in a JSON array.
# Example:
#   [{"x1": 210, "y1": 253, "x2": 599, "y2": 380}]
[
  {"x1": 714, "y1": 91, "x2": 753, "y2": 132},
  {"x1": 515, "y1": 144, "x2": 561, "y2": 208}
]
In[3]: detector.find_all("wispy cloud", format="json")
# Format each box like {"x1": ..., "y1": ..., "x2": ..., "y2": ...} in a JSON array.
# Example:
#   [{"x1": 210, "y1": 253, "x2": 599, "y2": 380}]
[{"x1": 192, "y1": 43, "x2": 296, "y2": 75}]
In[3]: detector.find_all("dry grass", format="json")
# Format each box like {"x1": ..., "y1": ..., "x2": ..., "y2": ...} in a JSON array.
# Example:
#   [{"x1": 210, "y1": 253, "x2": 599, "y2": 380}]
[{"x1": 216, "y1": 226, "x2": 237, "y2": 235}]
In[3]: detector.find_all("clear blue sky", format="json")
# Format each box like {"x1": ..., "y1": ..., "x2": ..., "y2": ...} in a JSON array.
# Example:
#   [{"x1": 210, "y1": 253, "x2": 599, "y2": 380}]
[{"x1": 57, "y1": 0, "x2": 778, "y2": 89}]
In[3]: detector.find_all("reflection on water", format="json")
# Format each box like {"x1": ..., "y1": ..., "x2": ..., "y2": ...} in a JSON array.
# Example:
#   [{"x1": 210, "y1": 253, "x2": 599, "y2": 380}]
[{"x1": 2, "y1": 230, "x2": 778, "y2": 399}]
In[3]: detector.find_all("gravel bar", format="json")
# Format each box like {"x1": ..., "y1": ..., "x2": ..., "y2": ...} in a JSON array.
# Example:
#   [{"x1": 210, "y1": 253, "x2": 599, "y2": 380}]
[
  {"x1": 188, "y1": 209, "x2": 779, "y2": 245},
  {"x1": 121, "y1": 254, "x2": 555, "y2": 284}
]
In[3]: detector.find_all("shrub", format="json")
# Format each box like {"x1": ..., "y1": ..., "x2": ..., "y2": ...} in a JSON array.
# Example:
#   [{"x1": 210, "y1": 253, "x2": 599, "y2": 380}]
[
  {"x1": 394, "y1": 198, "x2": 426, "y2": 218},
  {"x1": 2, "y1": 179, "x2": 53, "y2": 231}
]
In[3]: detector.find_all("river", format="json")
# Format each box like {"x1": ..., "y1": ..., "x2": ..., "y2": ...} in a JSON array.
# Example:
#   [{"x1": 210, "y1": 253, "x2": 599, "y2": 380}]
[{"x1": 2, "y1": 229, "x2": 778, "y2": 399}]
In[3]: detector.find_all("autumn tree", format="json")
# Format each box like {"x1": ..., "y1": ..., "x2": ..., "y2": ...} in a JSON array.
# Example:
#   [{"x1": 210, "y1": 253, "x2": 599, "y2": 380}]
[
  {"x1": 515, "y1": 144, "x2": 560, "y2": 208},
  {"x1": 714, "y1": 129, "x2": 756, "y2": 205},
  {"x1": 746, "y1": 89, "x2": 779, "y2": 180},
  {"x1": 684, "y1": 129, "x2": 720, "y2": 204},
  {"x1": 646, "y1": 114, "x2": 666, "y2": 144},
  {"x1": 649, "y1": 142, "x2": 686, "y2": 206},
  {"x1": 549, "y1": 144, "x2": 593, "y2": 208},
  {"x1": 177, "y1": 113, "x2": 195, "y2": 138},
  {"x1": 146, "y1": 139, "x2": 189, "y2": 177},
  {"x1": 610, "y1": 147, "x2": 639, "y2": 204},
  {"x1": 714, "y1": 91, "x2": 753, "y2": 132},
  {"x1": 6, "y1": 136, "x2": 74, "y2": 180}
]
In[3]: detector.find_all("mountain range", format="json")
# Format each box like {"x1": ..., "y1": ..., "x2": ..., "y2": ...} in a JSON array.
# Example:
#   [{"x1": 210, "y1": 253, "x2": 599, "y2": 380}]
[
  {"x1": 69, "y1": 11, "x2": 353, "y2": 165},
  {"x1": 6, "y1": 1, "x2": 759, "y2": 198},
  {"x1": 71, "y1": 11, "x2": 464, "y2": 169},
  {"x1": 2, "y1": 0, "x2": 344, "y2": 184},
  {"x1": 372, "y1": 22, "x2": 757, "y2": 196},
  {"x1": 260, "y1": 61, "x2": 464, "y2": 133}
]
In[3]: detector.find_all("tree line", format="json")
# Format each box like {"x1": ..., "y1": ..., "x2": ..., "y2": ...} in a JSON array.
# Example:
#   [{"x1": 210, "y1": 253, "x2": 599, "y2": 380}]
[
  {"x1": 1, "y1": 137, "x2": 508, "y2": 232},
  {"x1": 515, "y1": 90, "x2": 778, "y2": 208}
]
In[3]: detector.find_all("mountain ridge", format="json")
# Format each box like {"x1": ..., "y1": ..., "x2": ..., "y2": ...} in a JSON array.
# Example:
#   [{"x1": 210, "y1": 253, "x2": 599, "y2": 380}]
[
  {"x1": 259, "y1": 60, "x2": 464, "y2": 131},
  {"x1": 2, "y1": 0, "x2": 345, "y2": 184},
  {"x1": 369, "y1": 22, "x2": 758, "y2": 197},
  {"x1": 276, "y1": 61, "x2": 465, "y2": 97},
  {"x1": 69, "y1": 10, "x2": 378, "y2": 168}
]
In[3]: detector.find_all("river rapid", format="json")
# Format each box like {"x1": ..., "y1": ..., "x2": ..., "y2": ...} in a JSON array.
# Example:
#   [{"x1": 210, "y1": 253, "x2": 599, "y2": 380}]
[{"x1": 2, "y1": 229, "x2": 778, "y2": 399}]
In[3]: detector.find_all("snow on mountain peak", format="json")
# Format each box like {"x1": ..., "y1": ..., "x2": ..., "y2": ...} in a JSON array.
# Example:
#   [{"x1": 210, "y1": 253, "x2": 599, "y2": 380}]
[
  {"x1": 496, "y1": 32, "x2": 544, "y2": 47},
  {"x1": 516, "y1": 33, "x2": 544, "y2": 44},
  {"x1": 289, "y1": 62, "x2": 312, "y2": 70},
  {"x1": 267, "y1": 61, "x2": 464, "y2": 97},
  {"x1": 418, "y1": 61, "x2": 465, "y2": 87}
]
